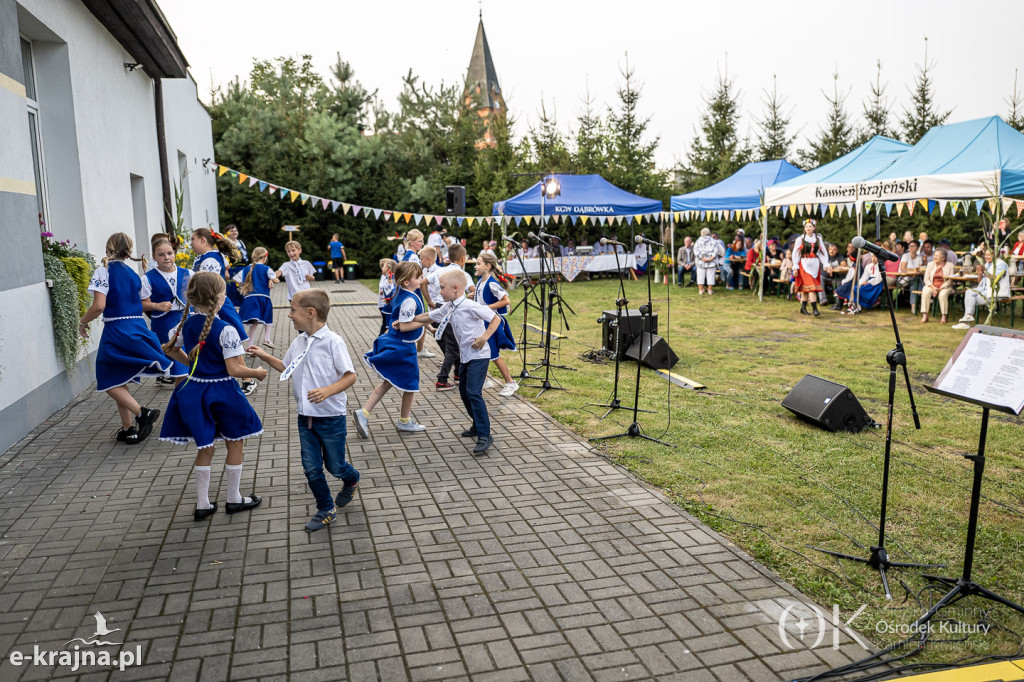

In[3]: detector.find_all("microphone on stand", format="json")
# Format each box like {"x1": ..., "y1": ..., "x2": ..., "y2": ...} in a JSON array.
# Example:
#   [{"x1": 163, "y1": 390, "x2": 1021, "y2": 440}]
[
  {"x1": 527, "y1": 231, "x2": 549, "y2": 245},
  {"x1": 600, "y1": 237, "x2": 627, "y2": 247},
  {"x1": 634, "y1": 234, "x2": 665, "y2": 248},
  {"x1": 851, "y1": 235, "x2": 900, "y2": 262},
  {"x1": 537, "y1": 231, "x2": 558, "y2": 240},
  {"x1": 501, "y1": 235, "x2": 521, "y2": 247}
]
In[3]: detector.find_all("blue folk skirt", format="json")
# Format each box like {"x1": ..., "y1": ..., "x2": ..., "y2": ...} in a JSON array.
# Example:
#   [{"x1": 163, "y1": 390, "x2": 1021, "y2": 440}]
[
  {"x1": 363, "y1": 334, "x2": 419, "y2": 392},
  {"x1": 240, "y1": 295, "x2": 273, "y2": 325},
  {"x1": 160, "y1": 377, "x2": 263, "y2": 449},
  {"x1": 95, "y1": 317, "x2": 183, "y2": 392},
  {"x1": 487, "y1": 315, "x2": 517, "y2": 361}
]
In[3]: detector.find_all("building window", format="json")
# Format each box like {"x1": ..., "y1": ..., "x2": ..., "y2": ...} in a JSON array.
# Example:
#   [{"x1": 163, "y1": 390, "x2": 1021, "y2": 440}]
[{"x1": 22, "y1": 37, "x2": 49, "y2": 231}]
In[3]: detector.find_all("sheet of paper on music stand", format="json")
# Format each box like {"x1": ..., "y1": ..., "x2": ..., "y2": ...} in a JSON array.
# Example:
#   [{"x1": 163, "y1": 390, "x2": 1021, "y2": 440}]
[{"x1": 932, "y1": 331, "x2": 1024, "y2": 414}]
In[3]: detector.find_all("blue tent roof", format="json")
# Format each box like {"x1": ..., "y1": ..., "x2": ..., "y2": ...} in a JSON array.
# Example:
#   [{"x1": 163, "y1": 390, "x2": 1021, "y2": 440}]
[
  {"x1": 493, "y1": 174, "x2": 662, "y2": 216},
  {"x1": 864, "y1": 116, "x2": 1024, "y2": 198},
  {"x1": 765, "y1": 136, "x2": 910, "y2": 206},
  {"x1": 670, "y1": 160, "x2": 805, "y2": 211}
]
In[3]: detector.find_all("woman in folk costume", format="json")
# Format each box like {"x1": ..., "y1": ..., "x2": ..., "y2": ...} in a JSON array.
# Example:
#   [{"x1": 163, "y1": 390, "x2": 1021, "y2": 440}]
[{"x1": 793, "y1": 219, "x2": 832, "y2": 316}]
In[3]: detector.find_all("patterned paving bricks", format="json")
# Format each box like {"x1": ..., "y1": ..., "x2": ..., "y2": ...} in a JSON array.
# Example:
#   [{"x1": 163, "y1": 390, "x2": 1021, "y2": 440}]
[{"x1": 0, "y1": 282, "x2": 873, "y2": 680}]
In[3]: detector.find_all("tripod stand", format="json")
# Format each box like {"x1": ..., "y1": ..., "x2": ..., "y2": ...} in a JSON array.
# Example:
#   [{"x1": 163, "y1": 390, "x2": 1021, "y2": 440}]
[
  {"x1": 521, "y1": 236, "x2": 575, "y2": 397},
  {"x1": 590, "y1": 240, "x2": 672, "y2": 447},
  {"x1": 588, "y1": 242, "x2": 654, "y2": 419},
  {"x1": 507, "y1": 240, "x2": 545, "y2": 379},
  {"x1": 811, "y1": 273, "x2": 940, "y2": 599}
]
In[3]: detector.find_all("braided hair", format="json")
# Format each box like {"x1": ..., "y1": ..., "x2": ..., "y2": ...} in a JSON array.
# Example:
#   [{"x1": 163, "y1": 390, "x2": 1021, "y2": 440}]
[
  {"x1": 477, "y1": 251, "x2": 513, "y2": 286},
  {"x1": 102, "y1": 232, "x2": 147, "y2": 270},
  {"x1": 240, "y1": 247, "x2": 268, "y2": 296},
  {"x1": 162, "y1": 272, "x2": 225, "y2": 364},
  {"x1": 193, "y1": 227, "x2": 241, "y2": 263}
]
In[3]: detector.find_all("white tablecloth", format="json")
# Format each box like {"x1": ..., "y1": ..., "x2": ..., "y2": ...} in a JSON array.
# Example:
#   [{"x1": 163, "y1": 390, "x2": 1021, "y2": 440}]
[{"x1": 506, "y1": 254, "x2": 636, "y2": 279}]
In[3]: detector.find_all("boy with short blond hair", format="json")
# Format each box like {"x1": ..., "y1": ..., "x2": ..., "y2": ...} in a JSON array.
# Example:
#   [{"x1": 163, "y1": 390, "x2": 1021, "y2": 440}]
[
  {"x1": 276, "y1": 240, "x2": 316, "y2": 301},
  {"x1": 247, "y1": 288, "x2": 359, "y2": 531}
]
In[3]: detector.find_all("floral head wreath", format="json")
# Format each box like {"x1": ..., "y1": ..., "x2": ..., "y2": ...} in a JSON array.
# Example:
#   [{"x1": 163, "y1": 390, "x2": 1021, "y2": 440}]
[{"x1": 803, "y1": 219, "x2": 817, "y2": 230}]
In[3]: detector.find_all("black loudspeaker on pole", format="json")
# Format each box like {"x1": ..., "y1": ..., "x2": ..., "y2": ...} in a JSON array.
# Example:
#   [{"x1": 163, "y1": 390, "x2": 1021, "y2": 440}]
[{"x1": 445, "y1": 186, "x2": 466, "y2": 215}]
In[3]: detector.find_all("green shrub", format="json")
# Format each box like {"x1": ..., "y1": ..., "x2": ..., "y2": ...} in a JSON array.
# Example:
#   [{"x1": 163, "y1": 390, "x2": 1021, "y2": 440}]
[
  {"x1": 42, "y1": 253, "x2": 83, "y2": 374},
  {"x1": 59, "y1": 256, "x2": 92, "y2": 318}
]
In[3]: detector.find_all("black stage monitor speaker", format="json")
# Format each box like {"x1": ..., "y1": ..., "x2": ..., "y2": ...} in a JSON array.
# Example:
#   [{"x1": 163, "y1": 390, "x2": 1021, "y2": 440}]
[
  {"x1": 601, "y1": 310, "x2": 658, "y2": 359},
  {"x1": 445, "y1": 186, "x2": 466, "y2": 215},
  {"x1": 782, "y1": 374, "x2": 874, "y2": 433},
  {"x1": 625, "y1": 334, "x2": 678, "y2": 370}
]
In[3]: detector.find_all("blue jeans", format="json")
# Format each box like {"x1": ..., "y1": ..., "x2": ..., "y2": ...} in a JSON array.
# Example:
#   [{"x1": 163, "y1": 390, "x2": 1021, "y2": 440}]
[
  {"x1": 458, "y1": 358, "x2": 490, "y2": 439},
  {"x1": 297, "y1": 415, "x2": 359, "y2": 511}
]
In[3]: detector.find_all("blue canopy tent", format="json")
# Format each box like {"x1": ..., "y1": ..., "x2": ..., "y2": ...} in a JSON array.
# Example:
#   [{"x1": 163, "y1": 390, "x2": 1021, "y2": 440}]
[
  {"x1": 492, "y1": 174, "x2": 662, "y2": 216},
  {"x1": 671, "y1": 159, "x2": 805, "y2": 212}
]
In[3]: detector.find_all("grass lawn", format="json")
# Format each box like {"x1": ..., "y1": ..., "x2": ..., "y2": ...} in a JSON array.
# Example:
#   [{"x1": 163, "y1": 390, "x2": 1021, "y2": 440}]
[{"x1": 496, "y1": 274, "x2": 1024, "y2": 665}]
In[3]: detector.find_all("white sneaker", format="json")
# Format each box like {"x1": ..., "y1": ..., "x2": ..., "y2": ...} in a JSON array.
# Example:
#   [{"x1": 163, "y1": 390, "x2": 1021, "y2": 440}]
[
  {"x1": 959, "y1": 314, "x2": 975, "y2": 323},
  {"x1": 499, "y1": 382, "x2": 519, "y2": 397},
  {"x1": 396, "y1": 417, "x2": 426, "y2": 433},
  {"x1": 354, "y1": 409, "x2": 370, "y2": 439},
  {"x1": 483, "y1": 379, "x2": 495, "y2": 389},
  {"x1": 241, "y1": 379, "x2": 257, "y2": 396},
  {"x1": 418, "y1": 349, "x2": 436, "y2": 359},
  {"x1": 951, "y1": 322, "x2": 971, "y2": 330}
]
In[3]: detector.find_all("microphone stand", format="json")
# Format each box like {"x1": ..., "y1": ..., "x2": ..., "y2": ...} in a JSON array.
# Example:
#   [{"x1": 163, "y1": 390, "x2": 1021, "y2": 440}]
[
  {"x1": 591, "y1": 238, "x2": 672, "y2": 447},
  {"x1": 810, "y1": 268, "x2": 940, "y2": 599},
  {"x1": 521, "y1": 235, "x2": 574, "y2": 396},
  {"x1": 588, "y1": 242, "x2": 654, "y2": 419},
  {"x1": 506, "y1": 240, "x2": 544, "y2": 380}
]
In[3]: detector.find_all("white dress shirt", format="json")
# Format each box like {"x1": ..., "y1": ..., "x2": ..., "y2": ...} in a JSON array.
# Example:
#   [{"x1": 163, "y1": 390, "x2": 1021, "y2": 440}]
[
  {"x1": 427, "y1": 296, "x2": 496, "y2": 363},
  {"x1": 281, "y1": 324, "x2": 355, "y2": 417}
]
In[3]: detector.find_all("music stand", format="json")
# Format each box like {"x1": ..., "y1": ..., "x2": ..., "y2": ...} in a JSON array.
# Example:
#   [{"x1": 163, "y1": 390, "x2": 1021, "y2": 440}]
[{"x1": 914, "y1": 325, "x2": 1024, "y2": 628}]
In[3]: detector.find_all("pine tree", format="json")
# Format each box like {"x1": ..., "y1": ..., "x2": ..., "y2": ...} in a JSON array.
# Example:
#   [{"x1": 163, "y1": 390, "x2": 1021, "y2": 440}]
[
  {"x1": 524, "y1": 99, "x2": 572, "y2": 175},
  {"x1": 686, "y1": 69, "x2": 751, "y2": 190},
  {"x1": 1007, "y1": 69, "x2": 1024, "y2": 132},
  {"x1": 606, "y1": 55, "x2": 666, "y2": 200},
  {"x1": 801, "y1": 69, "x2": 854, "y2": 168},
  {"x1": 900, "y1": 37, "x2": 951, "y2": 144},
  {"x1": 856, "y1": 60, "x2": 894, "y2": 145},
  {"x1": 755, "y1": 75, "x2": 796, "y2": 163},
  {"x1": 572, "y1": 82, "x2": 609, "y2": 175}
]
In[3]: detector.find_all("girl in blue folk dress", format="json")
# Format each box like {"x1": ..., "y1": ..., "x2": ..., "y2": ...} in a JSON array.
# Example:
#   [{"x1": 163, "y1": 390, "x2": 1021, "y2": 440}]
[
  {"x1": 474, "y1": 253, "x2": 519, "y2": 397},
  {"x1": 141, "y1": 236, "x2": 190, "y2": 384},
  {"x1": 190, "y1": 228, "x2": 257, "y2": 395},
  {"x1": 235, "y1": 247, "x2": 279, "y2": 348},
  {"x1": 159, "y1": 272, "x2": 267, "y2": 521},
  {"x1": 353, "y1": 261, "x2": 428, "y2": 438},
  {"x1": 78, "y1": 233, "x2": 184, "y2": 444}
]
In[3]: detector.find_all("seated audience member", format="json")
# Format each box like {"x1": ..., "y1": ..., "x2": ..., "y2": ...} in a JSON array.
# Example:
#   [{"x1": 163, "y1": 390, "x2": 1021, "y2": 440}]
[
  {"x1": 920, "y1": 239, "x2": 935, "y2": 264},
  {"x1": 936, "y1": 239, "x2": 958, "y2": 266},
  {"x1": 920, "y1": 248, "x2": 955, "y2": 324},
  {"x1": 882, "y1": 240, "x2": 903, "y2": 288},
  {"x1": 953, "y1": 247, "x2": 1011, "y2": 329},
  {"x1": 836, "y1": 253, "x2": 884, "y2": 315},
  {"x1": 723, "y1": 238, "x2": 747, "y2": 290},
  {"x1": 677, "y1": 236, "x2": 695, "y2": 286},
  {"x1": 899, "y1": 240, "x2": 924, "y2": 314}
]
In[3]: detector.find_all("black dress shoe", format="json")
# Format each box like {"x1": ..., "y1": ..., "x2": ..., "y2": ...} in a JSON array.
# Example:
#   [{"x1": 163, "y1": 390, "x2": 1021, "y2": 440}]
[
  {"x1": 472, "y1": 436, "x2": 494, "y2": 455},
  {"x1": 460, "y1": 428, "x2": 478, "y2": 438},
  {"x1": 194, "y1": 502, "x2": 218, "y2": 521},
  {"x1": 225, "y1": 494, "x2": 262, "y2": 514}
]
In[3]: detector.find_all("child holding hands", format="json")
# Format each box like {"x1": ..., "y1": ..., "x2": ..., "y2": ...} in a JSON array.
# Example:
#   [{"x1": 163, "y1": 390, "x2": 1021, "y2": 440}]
[
  {"x1": 408, "y1": 269, "x2": 500, "y2": 455},
  {"x1": 248, "y1": 289, "x2": 359, "y2": 532}
]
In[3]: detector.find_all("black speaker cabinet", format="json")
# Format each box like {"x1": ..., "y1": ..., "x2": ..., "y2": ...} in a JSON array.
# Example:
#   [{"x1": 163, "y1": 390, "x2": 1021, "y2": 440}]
[
  {"x1": 782, "y1": 375, "x2": 874, "y2": 433},
  {"x1": 601, "y1": 310, "x2": 658, "y2": 359},
  {"x1": 445, "y1": 186, "x2": 466, "y2": 215},
  {"x1": 625, "y1": 334, "x2": 678, "y2": 370}
]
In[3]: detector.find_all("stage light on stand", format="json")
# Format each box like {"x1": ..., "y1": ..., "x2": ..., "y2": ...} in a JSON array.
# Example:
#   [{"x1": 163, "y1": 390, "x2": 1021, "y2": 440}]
[{"x1": 543, "y1": 176, "x2": 561, "y2": 199}]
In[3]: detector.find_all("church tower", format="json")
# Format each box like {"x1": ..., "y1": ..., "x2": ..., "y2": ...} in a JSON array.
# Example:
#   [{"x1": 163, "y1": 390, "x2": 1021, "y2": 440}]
[{"x1": 464, "y1": 13, "x2": 504, "y2": 148}]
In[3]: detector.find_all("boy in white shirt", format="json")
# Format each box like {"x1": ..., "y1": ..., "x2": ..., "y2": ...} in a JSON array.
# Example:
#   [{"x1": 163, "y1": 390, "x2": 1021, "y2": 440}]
[
  {"x1": 420, "y1": 244, "x2": 476, "y2": 391},
  {"x1": 408, "y1": 269, "x2": 500, "y2": 455},
  {"x1": 275, "y1": 240, "x2": 316, "y2": 301},
  {"x1": 247, "y1": 289, "x2": 359, "y2": 532}
]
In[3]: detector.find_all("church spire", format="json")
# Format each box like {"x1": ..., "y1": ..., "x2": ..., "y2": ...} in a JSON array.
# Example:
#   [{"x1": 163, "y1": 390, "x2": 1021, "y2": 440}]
[{"x1": 466, "y1": 15, "x2": 501, "y2": 112}]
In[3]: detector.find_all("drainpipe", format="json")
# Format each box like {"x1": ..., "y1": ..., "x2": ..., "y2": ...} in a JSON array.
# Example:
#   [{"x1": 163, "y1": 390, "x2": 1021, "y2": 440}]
[{"x1": 155, "y1": 78, "x2": 173, "y2": 234}]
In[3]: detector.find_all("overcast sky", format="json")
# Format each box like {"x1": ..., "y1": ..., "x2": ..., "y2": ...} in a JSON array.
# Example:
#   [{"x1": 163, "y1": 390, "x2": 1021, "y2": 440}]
[{"x1": 160, "y1": 0, "x2": 1024, "y2": 170}]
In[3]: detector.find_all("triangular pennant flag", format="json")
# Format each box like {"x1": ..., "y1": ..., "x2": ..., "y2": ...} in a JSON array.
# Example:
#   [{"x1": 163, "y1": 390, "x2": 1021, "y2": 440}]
[
  {"x1": 435, "y1": 215, "x2": 444, "y2": 225},
  {"x1": 918, "y1": 198, "x2": 928, "y2": 210},
  {"x1": 248, "y1": 176, "x2": 258, "y2": 187},
  {"x1": 341, "y1": 203, "x2": 351, "y2": 215},
  {"x1": 976, "y1": 200, "x2": 986, "y2": 214},
  {"x1": 373, "y1": 208, "x2": 383, "y2": 220},
  {"x1": 927, "y1": 200, "x2": 936, "y2": 214},
  {"x1": 445, "y1": 216, "x2": 453, "y2": 226},
  {"x1": 299, "y1": 193, "x2": 309, "y2": 204},
  {"x1": 268, "y1": 185, "x2": 277, "y2": 194},
  {"x1": 466, "y1": 217, "x2": 475, "y2": 227},
  {"x1": 906, "y1": 201, "x2": 915, "y2": 216},
  {"x1": 524, "y1": 216, "x2": 533, "y2": 226},
  {"x1": 229, "y1": 170, "x2": 238, "y2": 178},
  {"x1": 457, "y1": 217, "x2": 465, "y2": 227},
  {"x1": 804, "y1": 204, "x2": 812, "y2": 215},
  {"x1": 218, "y1": 166, "x2": 228, "y2": 177},
  {"x1": 987, "y1": 198, "x2": 996, "y2": 214},
  {"x1": 209, "y1": 163, "x2": 219, "y2": 171},
  {"x1": 402, "y1": 212, "x2": 412, "y2": 223},
  {"x1": 330, "y1": 201, "x2": 340, "y2": 212},
  {"x1": 1015, "y1": 199, "x2": 1024, "y2": 216},
  {"x1": 896, "y1": 202, "x2": 904, "y2": 217},
  {"x1": 885, "y1": 202, "x2": 894, "y2": 216},
  {"x1": 238, "y1": 173, "x2": 248, "y2": 184},
  {"x1": 581, "y1": 216, "x2": 590, "y2": 226},
  {"x1": 937, "y1": 200, "x2": 947, "y2": 215},
  {"x1": 950, "y1": 200, "x2": 960, "y2": 216},
  {"x1": 782, "y1": 206, "x2": 789, "y2": 218},
  {"x1": 321, "y1": 198, "x2": 330, "y2": 210},
  {"x1": 258, "y1": 181, "x2": 267, "y2": 192},
  {"x1": 486, "y1": 217, "x2": 494, "y2": 226},
  {"x1": 828, "y1": 204, "x2": 837, "y2": 218},
  {"x1": 351, "y1": 206, "x2": 361, "y2": 217},
  {"x1": 1002, "y1": 198, "x2": 1013, "y2": 213},
  {"x1": 279, "y1": 188, "x2": 289, "y2": 199}
]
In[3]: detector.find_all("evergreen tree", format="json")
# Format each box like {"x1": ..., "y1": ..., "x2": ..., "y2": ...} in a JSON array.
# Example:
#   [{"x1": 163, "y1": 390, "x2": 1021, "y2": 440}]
[
  {"x1": 523, "y1": 99, "x2": 572, "y2": 175},
  {"x1": 572, "y1": 83, "x2": 610, "y2": 175},
  {"x1": 606, "y1": 56, "x2": 666, "y2": 201},
  {"x1": 1007, "y1": 69, "x2": 1024, "y2": 132},
  {"x1": 800, "y1": 69, "x2": 854, "y2": 168},
  {"x1": 856, "y1": 60, "x2": 894, "y2": 145},
  {"x1": 686, "y1": 69, "x2": 751, "y2": 190},
  {"x1": 754, "y1": 75, "x2": 796, "y2": 163},
  {"x1": 900, "y1": 37, "x2": 951, "y2": 144}
]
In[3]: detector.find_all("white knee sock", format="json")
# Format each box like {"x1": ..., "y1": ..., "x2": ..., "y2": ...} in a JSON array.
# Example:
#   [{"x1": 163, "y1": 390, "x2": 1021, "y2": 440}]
[
  {"x1": 224, "y1": 463, "x2": 250, "y2": 504},
  {"x1": 195, "y1": 466, "x2": 212, "y2": 510},
  {"x1": 263, "y1": 324, "x2": 271, "y2": 341}
]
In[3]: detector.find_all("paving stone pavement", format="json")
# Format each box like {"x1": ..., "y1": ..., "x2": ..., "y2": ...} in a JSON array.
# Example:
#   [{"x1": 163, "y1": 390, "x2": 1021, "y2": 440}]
[{"x1": 0, "y1": 281, "x2": 874, "y2": 681}]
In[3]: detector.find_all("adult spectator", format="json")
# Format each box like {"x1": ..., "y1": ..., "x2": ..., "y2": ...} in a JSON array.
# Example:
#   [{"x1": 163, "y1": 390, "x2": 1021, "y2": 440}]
[
  {"x1": 825, "y1": 243, "x2": 844, "y2": 304},
  {"x1": 722, "y1": 238, "x2": 746, "y2": 290},
  {"x1": 899, "y1": 241, "x2": 925, "y2": 315},
  {"x1": 920, "y1": 248, "x2": 954, "y2": 324},
  {"x1": 882, "y1": 240, "x2": 902, "y2": 288},
  {"x1": 693, "y1": 228, "x2": 722, "y2": 296},
  {"x1": 1012, "y1": 230, "x2": 1024, "y2": 274},
  {"x1": 676, "y1": 236, "x2": 695, "y2": 286},
  {"x1": 836, "y1": 253, "x2": 884, "y2": 315},
  {"x1": 920, "y1": 239, "x2": 935, "y2": 264},
  {"x1": 327, "y1": 233, "x2": 347, "y2": 282},
  {"x1": 936, "y1": 239, "x2": 958, "y2": 266},
  {"x1": 225, "y1": 224, "x2": 248, "y2": 262},
  {"x1": 953, "y1": 247, "x2": 1010, "y2": 329}
]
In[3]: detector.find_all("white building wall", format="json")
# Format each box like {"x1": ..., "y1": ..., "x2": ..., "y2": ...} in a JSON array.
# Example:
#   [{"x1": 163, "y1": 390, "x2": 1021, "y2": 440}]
[{"x1": 162, "y1": 74, "x2": 219, "y2": 233}]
